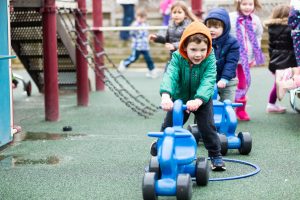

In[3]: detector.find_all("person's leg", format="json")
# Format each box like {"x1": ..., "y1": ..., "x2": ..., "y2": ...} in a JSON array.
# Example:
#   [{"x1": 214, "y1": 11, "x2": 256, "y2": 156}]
[
  {"x1": 218, "y1": 78, "x2": 238, "y2": 102},
  {"x1": 162, "y1": 14, "x2": 170, "y2": 26},
  {"x1": 266, "y1": 81, "x2": 286, "y2": 113},
  {"x1": 195, "y1": 99, "x2": 225, "y2": 171},
  {"x1": 269, "y1": 82, "x2": 277, "y2": 104},
  {"x1": 235, "y1": 64, "x2": 250, "y2": 120},
  {"x1": 142, "y1": 50, "x2": 155, "y2": 71},
  {"x1": 120, "y1": 4, "x2": 135, "y2": 41},
  {"x1": 121, "y1": 49, "x2": 140, "y2": 69},
  {"x1": 195, "y1": 99, "x2": 221, "y2": 157},
  {"x1": 292, "y1": 32, "x2": 300, "y2": 66}
]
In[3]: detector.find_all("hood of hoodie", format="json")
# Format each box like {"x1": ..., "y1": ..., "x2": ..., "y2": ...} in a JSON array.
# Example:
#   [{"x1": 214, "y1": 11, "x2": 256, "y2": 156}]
[
  {"x1": 178, "y1": 21, "x2": 212, "y2": 61},
  {"x1": 204, "y1": 8, "x2": 230, "y2": 45}
]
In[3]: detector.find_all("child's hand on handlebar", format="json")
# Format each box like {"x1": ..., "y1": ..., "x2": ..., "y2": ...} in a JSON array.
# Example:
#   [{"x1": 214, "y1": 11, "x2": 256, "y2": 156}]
[
  {"x1": 161, "y1": 93, "x2": 173, "y2": 111},
  {"x1": 186, "y1": 99, "x2": 203, "y2": 112}
]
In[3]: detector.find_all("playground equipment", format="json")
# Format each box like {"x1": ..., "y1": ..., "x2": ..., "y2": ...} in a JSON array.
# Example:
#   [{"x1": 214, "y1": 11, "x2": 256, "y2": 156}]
[
  {"x1": 142, "y1": 100, "x2": 209, "y2": 200},
  {"x1": 0, "y1": 0, "x2": 17, "y2": 147},
  {"x1": 188, "y1": 87, "x2": 252, "y2": 156}
]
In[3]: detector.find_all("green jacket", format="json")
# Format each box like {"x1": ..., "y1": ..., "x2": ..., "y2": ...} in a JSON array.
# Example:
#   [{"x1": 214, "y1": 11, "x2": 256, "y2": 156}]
[{"x1": 160, "y1": 50, "x2": 216, "y2": 104}]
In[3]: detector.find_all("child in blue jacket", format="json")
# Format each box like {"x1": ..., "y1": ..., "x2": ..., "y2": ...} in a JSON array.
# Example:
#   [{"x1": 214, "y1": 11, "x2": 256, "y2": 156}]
[{"x1": 204, "y1": 8, "x2": 240, "y2": 102}]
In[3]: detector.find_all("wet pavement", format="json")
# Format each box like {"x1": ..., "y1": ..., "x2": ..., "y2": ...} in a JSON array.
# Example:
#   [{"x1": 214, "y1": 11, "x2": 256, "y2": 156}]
[{"x1": 1, "y1": 68, "x2": 300, "y2": 200}]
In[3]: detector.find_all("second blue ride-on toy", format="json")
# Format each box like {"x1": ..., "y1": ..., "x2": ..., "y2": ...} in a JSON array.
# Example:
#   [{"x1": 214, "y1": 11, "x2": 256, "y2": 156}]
[
  {"x1": 142, "y1": 100, "x2": 209, "y2": 200},
  {"x1": 187, "y1": 86, "x2": 252, "y2": 156}
]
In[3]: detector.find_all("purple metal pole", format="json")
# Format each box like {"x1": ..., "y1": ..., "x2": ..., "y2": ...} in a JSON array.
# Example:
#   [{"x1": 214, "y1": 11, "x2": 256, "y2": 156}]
[
  {"x1": 191, "y1": 0, "x2": 203, "y2": 20},
  {"x1": 42, "y1": 0, "x2": 59, "y2": 121},
  {"x1": 93, "y1": 0, "x2": 105, "y2": 91},
  {"x1": 76, "y1": 0, "x2": 89, "y2": 106}
]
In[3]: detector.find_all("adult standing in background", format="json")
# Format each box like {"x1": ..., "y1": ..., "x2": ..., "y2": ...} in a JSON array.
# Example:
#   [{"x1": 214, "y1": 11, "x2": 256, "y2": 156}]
[{"x1": 117, "y1": 0, "x2": 138, "y2": 42}]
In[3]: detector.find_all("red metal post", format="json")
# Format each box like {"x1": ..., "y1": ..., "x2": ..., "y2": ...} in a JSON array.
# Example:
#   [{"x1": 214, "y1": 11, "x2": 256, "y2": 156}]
[
  {"x1": 76, "y1": 0, "x2": 89, "y2": 106},
  {"x1": 191, "y1": 0, "x2": 203, "y2": 20},
  {"x1": 93, "y1": 0, "x2": 105, "y2": 91},
  {"x1": 42, "y1": 0, "x2": 59, "y2": 121}
]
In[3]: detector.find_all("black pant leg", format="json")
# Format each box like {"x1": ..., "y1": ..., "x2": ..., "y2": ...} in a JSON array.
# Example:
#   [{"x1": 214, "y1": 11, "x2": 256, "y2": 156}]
[{"x1": 195, "y1": 99, "x2": 221, "y2": 157}]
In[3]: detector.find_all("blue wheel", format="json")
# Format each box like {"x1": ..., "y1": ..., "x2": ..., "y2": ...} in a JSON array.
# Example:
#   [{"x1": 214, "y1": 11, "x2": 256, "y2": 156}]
[
  {"x1": 238, "y1": 132, "x2": 252, "y2": 155},
  {"x1": 176, "y1": 174, "x2": 192, "y2": 200},
  {"x1": 195, "y1": 157, "x2": 209, "y2": 186},
  {"x1": 142, "y1": 172, "x2": 157, "y2": 200}
]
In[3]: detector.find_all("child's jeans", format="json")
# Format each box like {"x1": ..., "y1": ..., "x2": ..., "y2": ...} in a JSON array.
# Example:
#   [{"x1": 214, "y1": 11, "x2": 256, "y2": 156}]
[
  {"x1": 160, "y1": 99, "x2": 222, "y2": 158},
  {"x1": 218, "y1": 78, "x2": 238, "y2": 102},
  {"x1": 123, "y1": 49, "x2": 155, "y2": 71}
]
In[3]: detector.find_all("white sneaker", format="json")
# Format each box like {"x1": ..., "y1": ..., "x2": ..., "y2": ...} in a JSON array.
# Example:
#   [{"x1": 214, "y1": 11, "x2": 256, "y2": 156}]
[
  {"x1": 146, "y1": 69, "x2": 158, "y2": 79},
  {"x1": 266, "y1": 103, "x2": 286, "y2": 113},
  {"x1": 118, "y1": 60, "x2": 126, "y2": 72}
]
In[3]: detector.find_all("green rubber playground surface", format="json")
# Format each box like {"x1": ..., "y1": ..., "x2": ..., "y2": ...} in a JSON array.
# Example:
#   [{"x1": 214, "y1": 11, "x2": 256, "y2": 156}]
[{"x1": 1, "y1": 67, "x2": 300, "y2": 200}]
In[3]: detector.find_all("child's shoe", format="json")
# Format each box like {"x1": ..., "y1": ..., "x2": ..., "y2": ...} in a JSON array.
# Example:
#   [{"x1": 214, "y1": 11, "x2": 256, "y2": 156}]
[
  {"x1": 235, "y1": 97, "x2": 250, "y2": 121},
  {"x1": 210, "y1": 156, "x2": 226, "y2": 171},
  {"x1": 146, "y1": 69, "x2": 158, "y2": 79},
  {"x1": 150, "y1": 141, "x2": 157, "y2": 156},
  {"x1": 118, "y1": 60, "x2": 126, "y2": 72},
  {"x1": 266, "y1": 103, "x2": 286, "y2": 113}
]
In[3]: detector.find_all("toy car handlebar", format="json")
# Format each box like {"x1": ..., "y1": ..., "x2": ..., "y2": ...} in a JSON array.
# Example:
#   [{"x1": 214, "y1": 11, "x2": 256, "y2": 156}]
[
  {"x1": 148, "y1": 128, "x2": 191, "y2": 138},
  {"x1": 213, "y1": 100, "x2": 242, "y2": 108}
]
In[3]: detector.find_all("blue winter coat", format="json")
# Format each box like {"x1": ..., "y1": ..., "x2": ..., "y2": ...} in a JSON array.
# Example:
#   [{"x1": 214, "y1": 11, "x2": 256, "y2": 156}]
[{"x1": 204, "y1": 8, "x2": 240, "y2": 82}]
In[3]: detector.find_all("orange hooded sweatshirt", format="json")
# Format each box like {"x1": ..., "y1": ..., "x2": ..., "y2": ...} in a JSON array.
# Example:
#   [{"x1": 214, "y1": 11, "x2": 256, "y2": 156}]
[{"x1": 178, "y1": 21, "x2": 213, "y2": 61}]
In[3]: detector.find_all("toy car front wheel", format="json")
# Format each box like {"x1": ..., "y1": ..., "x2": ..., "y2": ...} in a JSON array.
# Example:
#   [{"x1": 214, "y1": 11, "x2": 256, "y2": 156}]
[
  {"x1": 218, "y1": 133, "x2": 228, "y2": 156},
  {"x1": 195, "y1": 157, "x2": 209, "y2": 186},
  {"x1": 176, "y1": 174, "x2": 192, "y2": 200},
  {"x1": 187, "y1": 124, "x2": 201, "y2": 144},
  {"x1": 142, "y1": 172, "x2": 157, "y2": 200},
  {"x1": 149, "y1": 156, "x2": 161, "y2": 178},
  {"x1": 238, "y1": 132, "x2": 252, "y2": 155}
]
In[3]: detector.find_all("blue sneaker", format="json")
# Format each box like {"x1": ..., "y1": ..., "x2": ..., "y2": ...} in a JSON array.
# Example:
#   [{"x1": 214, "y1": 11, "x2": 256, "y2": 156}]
[{"x1": 210, "y1": 156, "x2": 226, "y2": 171}]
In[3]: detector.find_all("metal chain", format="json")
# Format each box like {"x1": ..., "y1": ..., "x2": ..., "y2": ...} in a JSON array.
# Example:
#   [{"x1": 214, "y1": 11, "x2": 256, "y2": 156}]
[{"x1": 57, "y1": 8, "x2": 160, "y2": 118}]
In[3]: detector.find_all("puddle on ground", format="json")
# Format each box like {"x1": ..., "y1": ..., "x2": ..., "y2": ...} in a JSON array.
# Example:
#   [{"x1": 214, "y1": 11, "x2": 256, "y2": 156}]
[
  {"x1": 0, "y1": 155, "x2": 59, "y2": 168},
  {"x1": 14, "y1": 132, "x2": 87, "y2": 142}
]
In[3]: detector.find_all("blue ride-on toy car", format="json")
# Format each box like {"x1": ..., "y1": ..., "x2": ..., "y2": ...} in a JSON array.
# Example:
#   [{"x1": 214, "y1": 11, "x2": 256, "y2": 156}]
[
  {"x1": 187, "y1": 86, "x2": 252, "y2": 156},
  {"x1": 142, "y1": 100, "x2": 209, "y2": 200}
]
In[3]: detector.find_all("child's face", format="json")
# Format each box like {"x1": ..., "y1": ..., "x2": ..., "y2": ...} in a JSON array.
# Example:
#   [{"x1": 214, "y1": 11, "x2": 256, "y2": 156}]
[
  {"x1": 184, "y1": 41, "x2": 208, "y2": 65},
  {"x1": 207, "y1": 24, "x2": 223, "y2": 39},
  {"x1": 137, "y1": 16, "x2": 146, "y2": 23},
  {"x1": 240, "y1": 0, "x2": 255, "y2": 16},
  {"x1": 171, "y1": 6, "x2": 186, "y2": 25}
]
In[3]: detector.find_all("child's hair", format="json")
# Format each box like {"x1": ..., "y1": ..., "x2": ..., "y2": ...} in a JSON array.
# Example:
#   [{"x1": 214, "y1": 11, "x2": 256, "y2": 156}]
[
  {"x1": 205, "y1": 19, "x2": 224, "y2": 29},
  {"x1": 270, "y1": 4, "x2": 290, "y2": 19},
  {"x1": 235, "y1": 0, "x2": 262, "y2": 12},
  {"x1": 171, "y1": 1, "x2": 199, "y2": 21},
  {"x1": 136, "y1": 7, "x2": 147, "y2": 18},
  {"x1": 183, "y1": 33, "x2": 209, "y2": 48}
]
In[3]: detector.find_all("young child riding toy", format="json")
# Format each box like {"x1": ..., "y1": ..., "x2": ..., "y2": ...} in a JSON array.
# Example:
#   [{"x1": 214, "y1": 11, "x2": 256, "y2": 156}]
[{"x1": 152, "y1": 21, "x2": 226, "y2": 171}]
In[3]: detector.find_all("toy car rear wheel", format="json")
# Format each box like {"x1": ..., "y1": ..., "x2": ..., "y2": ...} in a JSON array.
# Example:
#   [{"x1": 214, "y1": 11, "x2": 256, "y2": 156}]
[
  {"x1": 142, "y1": 172, "x2": 157, "y2": 200},
  {"x1": 218, "y1": 133, "x2": 228, "y2": 156},
  {"x1": 195, "y1": 157, "x2": 209, "y2": 186},
  {"x1": 238, "y1": 132, "x2": 252, "y2": 155},
  {"x1": 187, "y1": 124, "x2": 201, "y2": 144},
  {"x1": 149, "y1": 156, "x2": 161, "y2": 178},
  {"x1": 176, "y1": 174, "x2": 192, "y2": 200}
]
